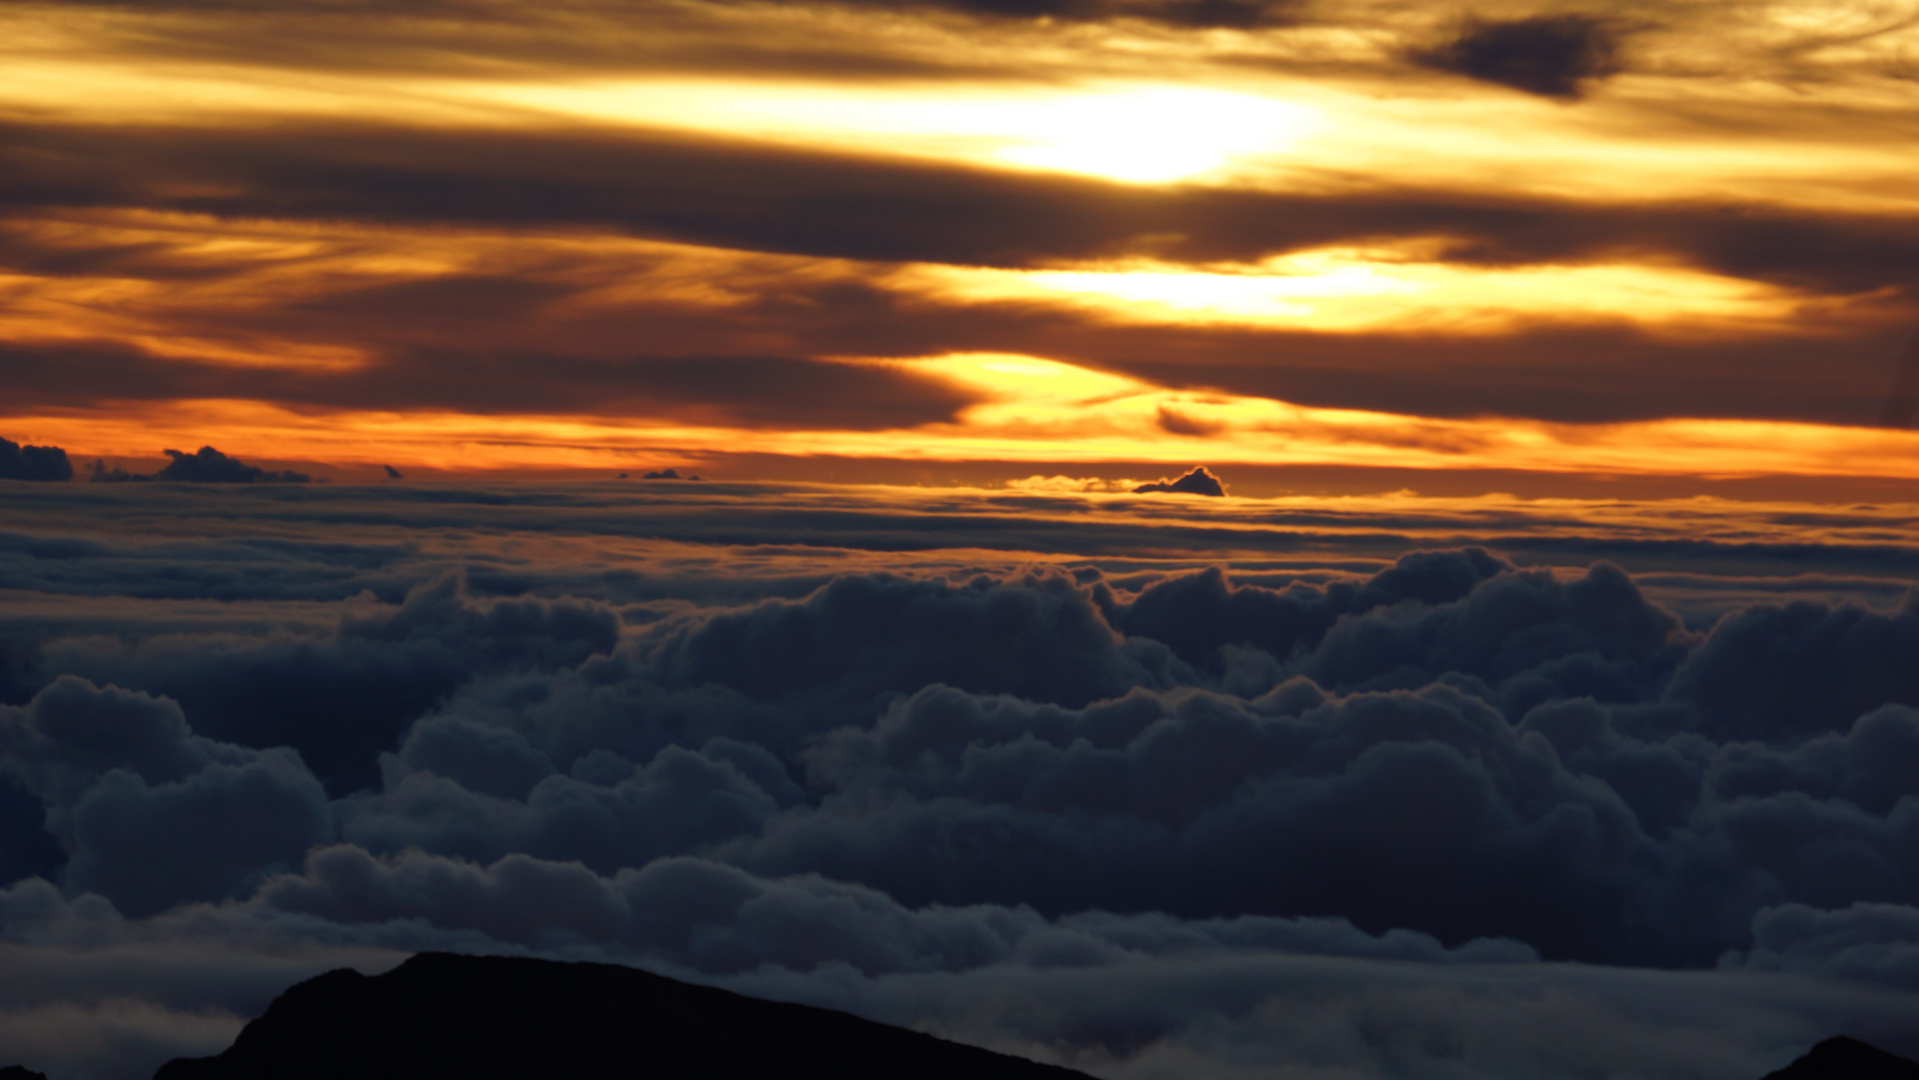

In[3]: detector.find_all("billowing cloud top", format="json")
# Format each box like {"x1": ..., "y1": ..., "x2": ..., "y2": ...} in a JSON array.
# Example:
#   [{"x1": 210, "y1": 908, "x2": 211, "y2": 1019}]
[{"x1": 1, "y1": 482, "x2": 1917, "y2": 1078}]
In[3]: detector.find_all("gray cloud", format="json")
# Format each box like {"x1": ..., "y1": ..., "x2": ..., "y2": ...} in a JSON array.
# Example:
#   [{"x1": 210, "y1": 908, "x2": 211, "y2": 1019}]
[
  {"x1": 1415, "y1": 15, "x2": 1625, "y2": 98},
  {"x1": 0, "y1": 677, "x2": 332, "y2": 917},
  {"x1": 1732, "y1": 901, "x2": 1919, "y2": 990},
  {"x1": 0, "y1": 440, "x2": 71, "y2": 484},
  {"x1": 4, "y1": 120, "x2": 1915, "y2": 298},
  {"x1": 3, "y1": 488, "x2": 1919, "y2": 1078}
]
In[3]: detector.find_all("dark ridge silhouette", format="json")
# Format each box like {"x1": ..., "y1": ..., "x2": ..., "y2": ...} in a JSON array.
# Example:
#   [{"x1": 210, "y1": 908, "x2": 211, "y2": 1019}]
[
  {"x1": 641, "y1": 467, "x2": 681, "y2": 479},
  {"x1": 382, "y1": 464, "x2": 404, "y2": 479},
  {"x1": 0, "y1": 437, "x2": 71, "y2": 481},
  {"x1": 1762, "y1": 1036, "x2": 1919, "y2": 1080},
  {"x1": 1133, "y1": 466, "x2": 1225, "y2": 496},
  {"x1": 0, "y1": 1066, "x2": 49, "y2": 1080},
  {"x1": 152, "y1": 952, "x2": 1095, "y2": 1080}
]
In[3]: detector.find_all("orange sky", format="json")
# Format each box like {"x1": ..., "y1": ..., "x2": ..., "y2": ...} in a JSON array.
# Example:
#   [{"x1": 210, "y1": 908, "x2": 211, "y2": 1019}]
[{"x1": 3, "y1": 0, "x2": 1918, "y2": 493}]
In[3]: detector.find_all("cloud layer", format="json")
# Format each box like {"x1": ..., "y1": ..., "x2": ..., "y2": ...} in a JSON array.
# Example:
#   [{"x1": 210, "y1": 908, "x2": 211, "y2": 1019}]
[{"x1": 1, "y1": 483, "x2": 1916, "y2": 1078}]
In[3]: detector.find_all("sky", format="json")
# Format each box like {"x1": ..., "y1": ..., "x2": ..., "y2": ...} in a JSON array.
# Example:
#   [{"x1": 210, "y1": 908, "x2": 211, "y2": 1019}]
[
  {"x1": 4, "y1": 1, "x2": 1919, "y2": 1078},
  {"x1": 2, "y1": 0, "x2": 1919, "y2": 491}
]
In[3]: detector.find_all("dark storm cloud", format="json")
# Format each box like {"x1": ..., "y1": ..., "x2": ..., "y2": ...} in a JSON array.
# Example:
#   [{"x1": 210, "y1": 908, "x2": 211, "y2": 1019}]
[
  {"x1": 1414, "y1": 15, "x2": 1625, "y2": 98},
  {"x1": 4, "y1": 120, "x2": 1916, "y2": 296}
]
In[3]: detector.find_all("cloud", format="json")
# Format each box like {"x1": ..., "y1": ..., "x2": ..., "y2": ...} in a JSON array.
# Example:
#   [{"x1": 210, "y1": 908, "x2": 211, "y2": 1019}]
[
  {"x1": 0, "y1": 677, "x2": 333, "y2": 916},
  {"x1": 0, "y1": 339, "x2": 982, "y2": 433},
  {"x1": 0, "y1": 439, "x2": 71, "y2": 483},
  {"x1": 1884, "y1": 331, "x2": 1919, "y2": 429},
  {"x1": 1131, "y1": 467, "x2": 1225, "y2": 496},
  {"x1": 1664, "y1": 597, "x2": 1919, "y2": 741},
  {"x1": 1732, "y1": 901, "x2": 1919, "y2": 991},
  {"x1": 1, "y1": 486, "x2": 1918, "y2": 1078},
  {"x1": 38, "y1": 572, "x2": 621, "y2": 792},
  {"x1": 254, "y1": 843, "x2": 1534, "y2": 976},
  {"x1": 154, "y1": 447, "x2": 310, "y2": 484},
  {"x1": 4, "y1": 861, "x2": 1917, "y2": 1080},
  {"x1": 1415, "y1": 15, "x2": 1625, "y2": 99},
  {"x1": 6, "y1": 119, "x2": 1917, "y2": 297},
  {"x1": 89, "y1": 447, "x2": 310, "y2": 485}
]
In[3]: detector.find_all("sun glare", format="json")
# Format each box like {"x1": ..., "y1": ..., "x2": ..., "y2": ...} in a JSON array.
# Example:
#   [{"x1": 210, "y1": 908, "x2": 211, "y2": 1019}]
[
  {"x1": 903, "y1": 249, "x2": 1813, "y2": 333},
  {"x1": 980, "y1": 87, "x2": 1325, "y2": 183},
  {"x1": 463, "y1": 80, "x2": 1326, "y2": 184}
]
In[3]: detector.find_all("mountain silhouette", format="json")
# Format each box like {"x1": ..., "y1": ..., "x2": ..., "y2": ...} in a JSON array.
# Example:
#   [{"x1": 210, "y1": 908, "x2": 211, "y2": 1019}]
[
  {"x1": 1761, "y1": 1036, "x2": 1919, "y2": 1080},
  {"x1": 152, "y1": 952, "x2": 1096, "y2": 1080}
]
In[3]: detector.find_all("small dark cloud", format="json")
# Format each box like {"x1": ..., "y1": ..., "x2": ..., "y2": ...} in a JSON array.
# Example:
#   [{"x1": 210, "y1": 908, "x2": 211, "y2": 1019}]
[
  {"x1": 156, "y1": 448, "x2": 310, "y2": 484},
  {"x1": 1155, "y1": 406, "x2": 1221, "y2": 437},
  {"x1": 91, "y1": 447, "x2": 310, "y2": 484},
  {"x1": 1133, "y1": 466, "x2": 1225, "y2": 496},
  {"x1": 0, "y1": 438, "x2": 71, "y2": 482},
  {"x1": 1416, "y1": 15, "x2": 1625, "y2": 99}
]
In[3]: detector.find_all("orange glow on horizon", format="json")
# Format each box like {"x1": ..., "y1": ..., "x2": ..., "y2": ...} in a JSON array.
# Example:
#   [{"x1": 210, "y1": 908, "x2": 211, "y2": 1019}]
[{"x1": 16, "y1": 351, "x2": 1919, "y2": 483}]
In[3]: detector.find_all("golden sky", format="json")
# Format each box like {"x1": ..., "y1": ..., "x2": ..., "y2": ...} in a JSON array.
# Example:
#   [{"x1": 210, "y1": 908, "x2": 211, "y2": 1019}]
[{"x1": 3, "y1": 0, "x2": 1918, "y2": 490}]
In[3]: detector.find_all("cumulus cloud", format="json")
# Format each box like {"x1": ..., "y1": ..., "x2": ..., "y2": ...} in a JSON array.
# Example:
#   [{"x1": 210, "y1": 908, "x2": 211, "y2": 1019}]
[
  {"x1": 1130, "y1": 467, "x2": 1225, "y2": 496},
  {"x1": 3, "y1": 486, "x2": 1919, "y2": 1078},
  {"x1": 1731, "y1": 901, "x2": 1919, "y2": 991},
  {"x1": 39, "y1": 572, "x2": 621, "y2": 792},
  {"x1": 7, "y1": 530, "x2": 1917, "y2": 966},
  {"x1": 0, "y1": 439, "x2": 71, "y2": 483},
  {"x1": 88, "y1": 448, "x2": 310, "y2": 485},
  {"x1": 1665, "y1": 597, "x2": 1919, "y2": 740},
  {"x1": 0, "y1": 677, "x2": 332, "y2": 917}
]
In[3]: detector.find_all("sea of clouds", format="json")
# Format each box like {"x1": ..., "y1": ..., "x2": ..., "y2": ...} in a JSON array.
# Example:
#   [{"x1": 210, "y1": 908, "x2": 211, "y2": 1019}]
[{"x1": 1, "y1": 480, "x2": 1916, "y2": 1079}]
